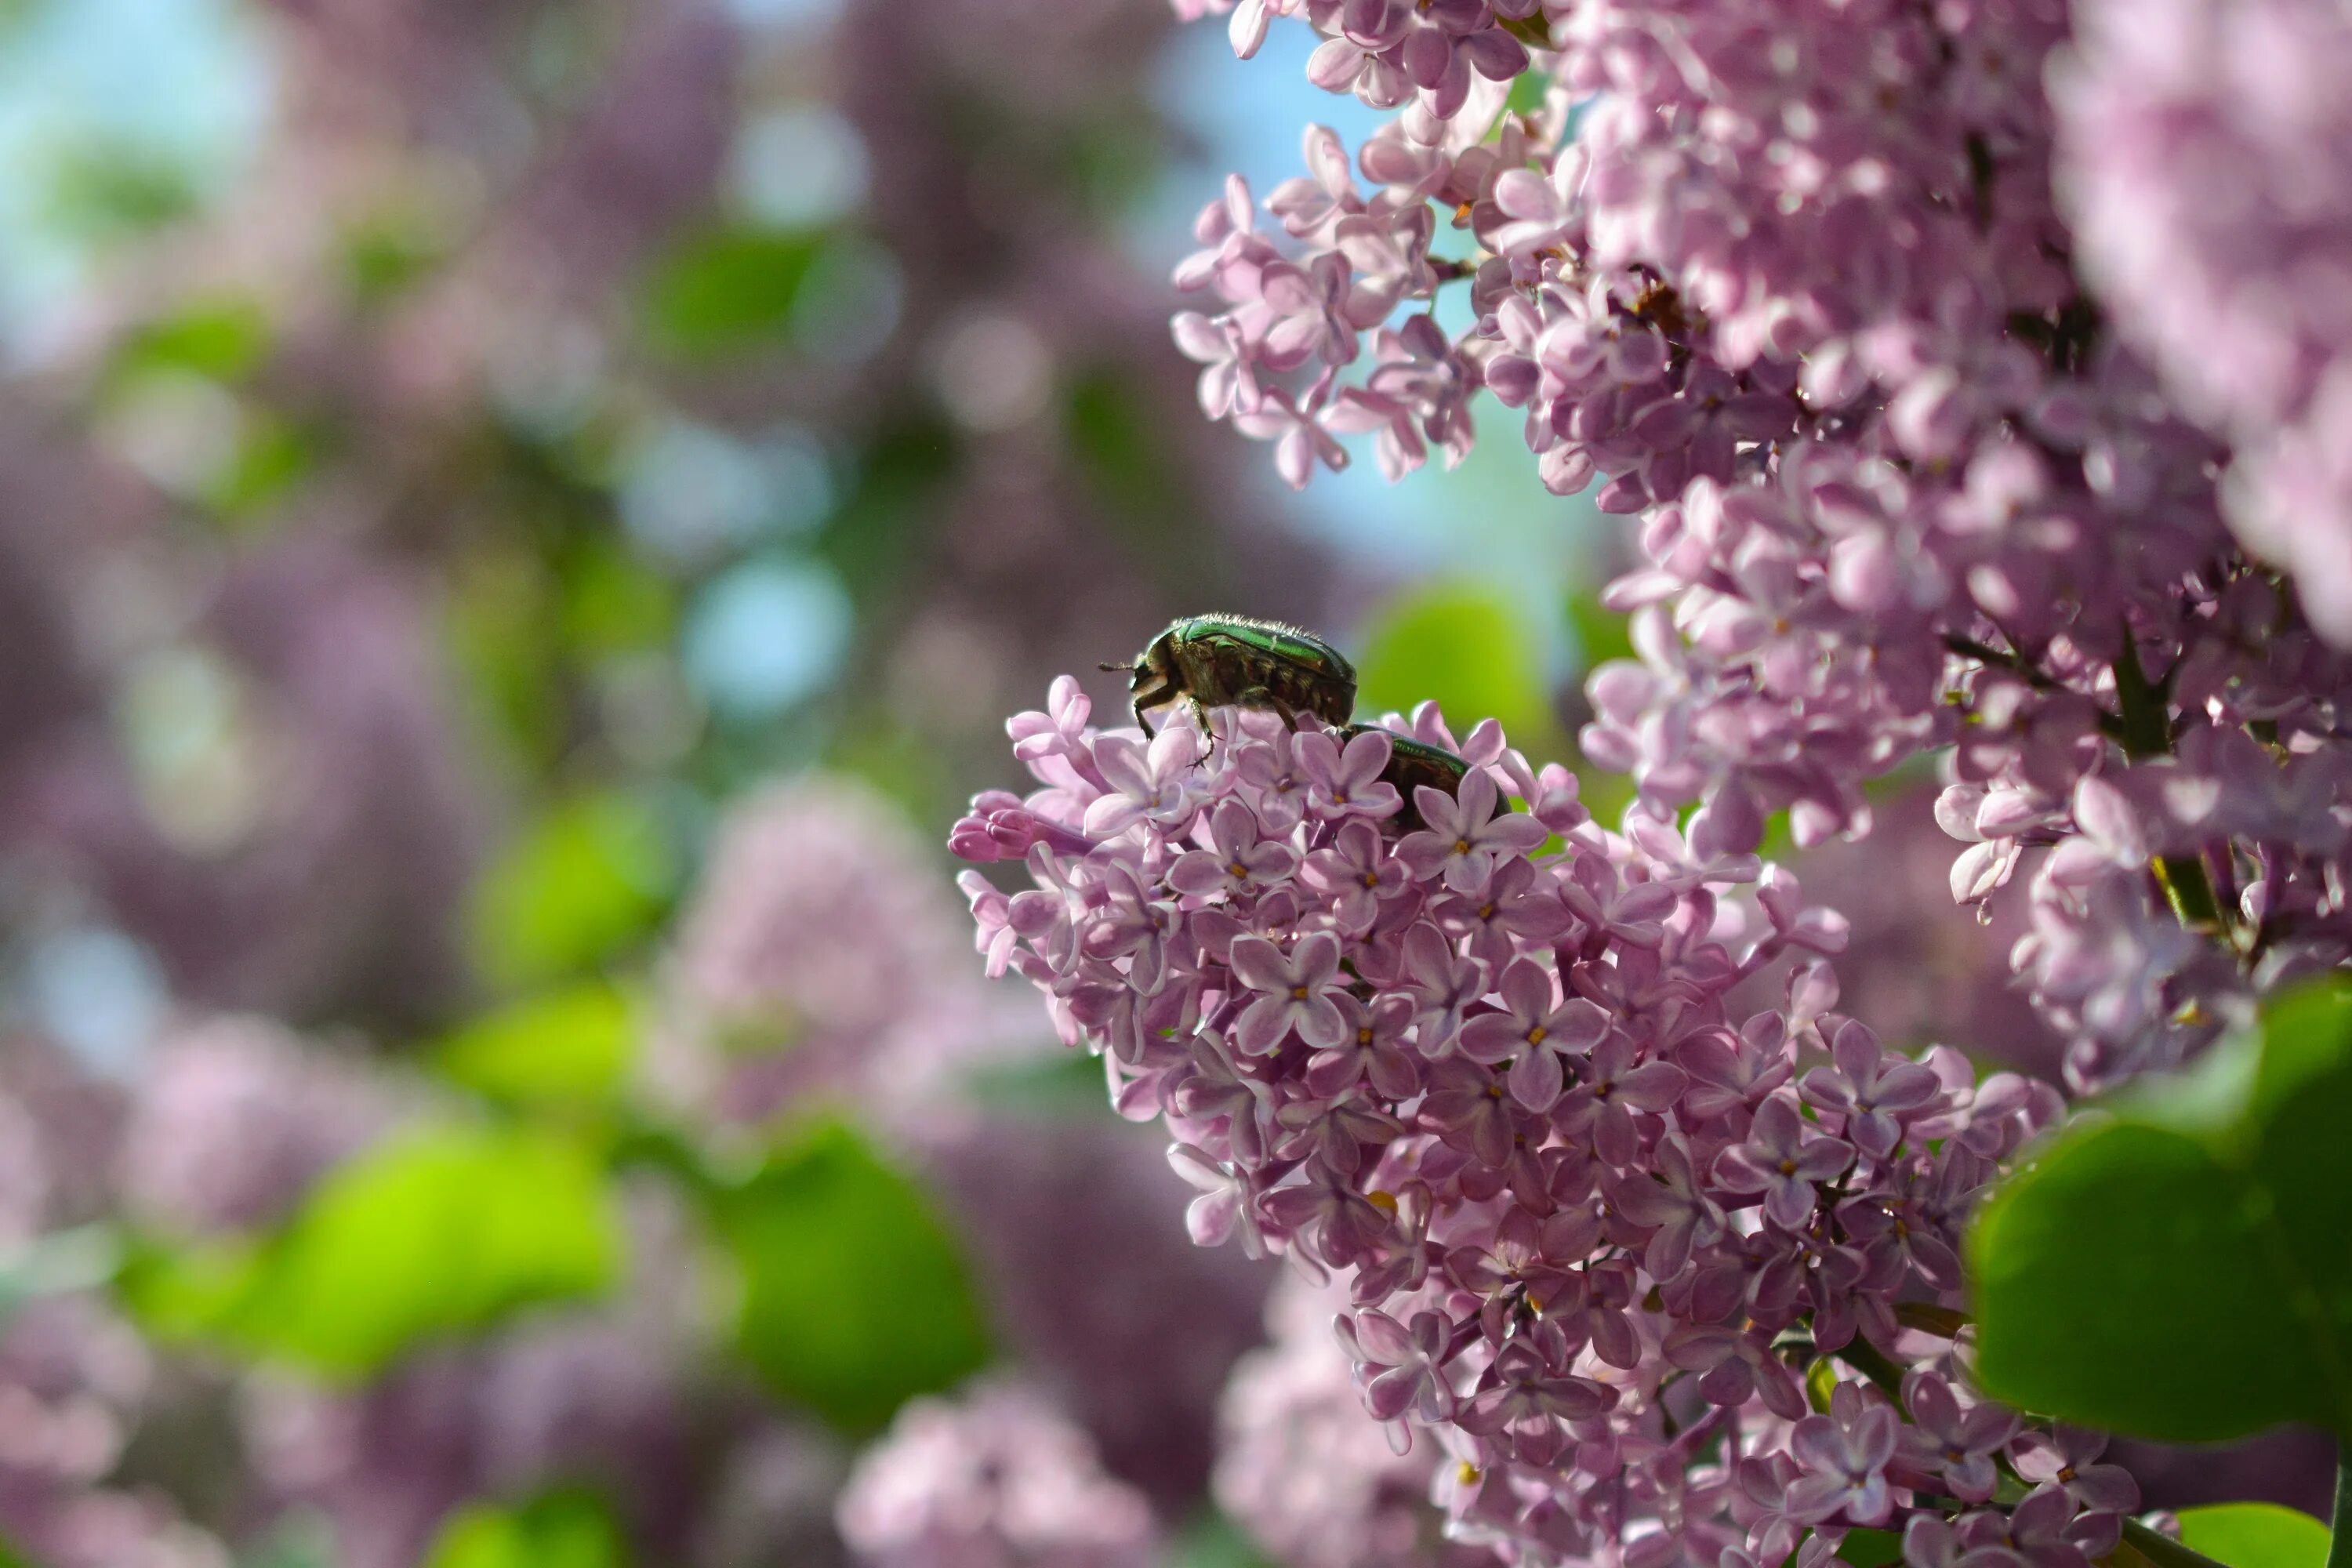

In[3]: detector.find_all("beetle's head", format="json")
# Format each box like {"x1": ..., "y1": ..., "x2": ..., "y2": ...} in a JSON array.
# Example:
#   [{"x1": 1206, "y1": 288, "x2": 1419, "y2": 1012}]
[{"x1": 1100, "y1": 632, "x2": 1181, "y2": 735}]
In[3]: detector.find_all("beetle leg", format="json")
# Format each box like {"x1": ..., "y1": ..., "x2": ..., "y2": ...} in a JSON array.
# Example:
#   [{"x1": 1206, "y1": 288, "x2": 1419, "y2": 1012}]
[
  {"x1": 1234, "y1": 684, "x2": 1303, "y2": 731},
  {"x1": 1134, "y1": 699, "x2": 1156, "y2": 736}
]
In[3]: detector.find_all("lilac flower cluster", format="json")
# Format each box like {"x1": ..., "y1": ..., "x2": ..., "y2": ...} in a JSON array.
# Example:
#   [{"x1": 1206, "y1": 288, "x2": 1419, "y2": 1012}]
[
  {"x1": 1216, "y1": 1277, "x2": 1494, "y2": 1568},
  {"x1": 834, "y1": 1379, "x2": 1161, "y2": 1568},
  {"x1": 953, "y1": 685, "x2": 2122, "y2": 1566},
  {"x1": 2052, "y1": 0, "x2": 2352, "y2": 643},
  {"x1": 1163, "y1": 0, "x2": 2352, "y2": 1093}
]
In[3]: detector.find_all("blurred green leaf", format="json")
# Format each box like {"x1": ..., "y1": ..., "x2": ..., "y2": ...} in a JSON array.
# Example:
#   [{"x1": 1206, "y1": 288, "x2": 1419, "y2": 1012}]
[
  {"x1": 1969, "y1": 980, "x2": 2352, "y2": 1440},
  {"x1": 1504, "y1": 70, "x2": 1550, "y2": 118},
  {"x1": 561, "y1": 543, "x2": 676, "y2": 656},
  {"x1": 469, "y1": 793, "x2": 675, "y2": 988},
  {"x1": 342, "y1": 211, "x2": 447, "y2": 307},
  {"x1": 1357, "y1": 583, "x2": 1555, "y2": 746},
  {"x1": 1167, "y1": 1512, "x2": 1280, "y2": 1568},
  {"x1": 445, "y1": 546, "x2": 564, "y2": 766},
  {"x1": 1065, "y1": 368, "x2": 1182, "y2": 529},
  {"x1": 204, "y1": 412, "x2": 316, "y2": 523},
  {"x1": 113, "y1": 297, "x2": 270, "y2": 386},
  {"x1": 815, "y1": 415, "x2": 955, "y2": 604},
  {"x1": 0, "y1": 1533, "x2": 35, "y2": 1568},
  {"x1": 710, "y1": 1119, "x2": 989, "y2": 1433},
  {"x1": 41, "y1": 138, "x2": 201, "y2": 245},
  {"x1": 236, "y1": 1515, "x2": 336, "y2": 1568},
  {"x1": 644, "y1": 225, "x2": 826, "y2": 358},
  {"x1": 437, "y1": 983, "x2": 637, "y2": 1110},
  {"x1": 423, "y1": 1490, "x2": 630, "y2": 1568},
  {"x1": 132, "y1": 1125, "x2": 620, "y2": 1377},
  {"x1": 2175, "y1": 1504, "x2": 2332, "y2": 1568},
  {"x1": 1565, "y1": 589, "x2": 1634, "y2": 673}
]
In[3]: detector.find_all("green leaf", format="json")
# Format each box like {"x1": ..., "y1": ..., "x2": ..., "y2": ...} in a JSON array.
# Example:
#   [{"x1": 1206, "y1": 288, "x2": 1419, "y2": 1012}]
[
  {"x1": 423, "y1": 1490, "x2": 630, "y2": 1568},
  {"x1": 1356, "y1": 583, "x2": 1555, "y2": 747},
  {"x1": 1836, "y1": 1530, "x2": 1904, "y2": 1568},
  {"x1": 145, "y1": 1125, "x2": 621, "y2": 1377},
  {"x1": 2173, "y1": 1504, "x2": 2332, "y2": 1568},
  {"x1": 644, "y1": 225, "x2": 826, "y2": 358},
  {"x1": 1969, "y1": 980, "x2": 2352, "y2": 1440},
  {"x1": 436, "y1": 983, "x2": 637, "y2": 1110},
  {"x1": 709, "y1": 1119, "x2": 989, "y2": 1433},
  {"x1": 113, "y1": 297, "x2": 271, "y2": 385},
  {"x1": 1166, "y1": 1512, "x2": 1281, "y2": 1568},
  {"x1": 468, "y1": 793, "x2": 675, "y2": 988}
]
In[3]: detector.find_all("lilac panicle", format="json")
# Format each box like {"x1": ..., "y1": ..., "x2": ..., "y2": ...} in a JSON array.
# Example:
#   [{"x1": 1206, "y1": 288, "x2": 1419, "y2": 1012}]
[
  {"x1": 834, "y1": 1380, "x2": 1161, "y2": 1568},
  {"x1": 1161, "y1": 0, "x2": 2352, "y2": 1102},
  {"x1": 954, "y1": 681, "x2": 2116, "y2": 1566}
]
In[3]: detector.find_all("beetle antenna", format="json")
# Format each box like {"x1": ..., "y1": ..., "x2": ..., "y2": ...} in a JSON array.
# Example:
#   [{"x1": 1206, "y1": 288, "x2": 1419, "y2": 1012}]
[{"x1": 1098, "y1": 661, "x2": 1133, "y2": 673}]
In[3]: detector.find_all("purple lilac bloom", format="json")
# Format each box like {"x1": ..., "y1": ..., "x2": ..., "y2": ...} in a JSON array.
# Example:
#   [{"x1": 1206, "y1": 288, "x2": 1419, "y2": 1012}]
[
  {"x1": 2053, "y1": 0, "x2": 2352, "y2": 642},
  {"x1": 953, "y1": 689, "x2": 2110, "y2": 1565},
  {"x1": 834, "y1": 1380, "x2": 1162, "y2": 1568},
  {"x1": 117, "y1": 1013, "x2": 395, "y2": 1236},
  {"x1": 1215, "y1": 1279, "x2": 1493, "y2": 1568},
  {"x1": 1160, "y1": 0, "x2": 2352, "y2": 1098},
  {"x1": 655, "y1": 775, "x2": 1042, "y2": 1127}
]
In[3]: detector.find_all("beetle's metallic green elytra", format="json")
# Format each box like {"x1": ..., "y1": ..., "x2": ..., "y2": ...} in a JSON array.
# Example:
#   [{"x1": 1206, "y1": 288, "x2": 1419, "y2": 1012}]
[
  {"x1": 1102, "y1": 615, "x2": 1357, "y2": 735},
  {"x1": 1344, "y1": 723, "x2": 1479, "y2": 830}
]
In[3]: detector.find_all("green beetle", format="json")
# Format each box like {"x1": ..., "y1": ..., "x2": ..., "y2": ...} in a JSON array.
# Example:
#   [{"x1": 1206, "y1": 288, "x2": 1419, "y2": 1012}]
[
  {"x1": 1102, "y1": 615, "x2": 1357, "y2": 735},
  {"x1": 1345, "y1": 724, "x2": 1475, "y2": 829}
]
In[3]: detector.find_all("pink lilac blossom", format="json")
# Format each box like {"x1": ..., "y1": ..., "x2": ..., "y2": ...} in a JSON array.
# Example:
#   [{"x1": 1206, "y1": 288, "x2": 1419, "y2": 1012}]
[
  {"x1": 1163, "y1": 0, "x2": 2352, "y2": 1096},
  {"x1": 2051, "y1": 0, "x2": 2352, "y2": 644},
  {"x1": 653, "y1": 776, "x2": 1042, "y2": 1127},
  {"x1": 913, "y1": 1111, "x2": 1272, "y2": 1510},
  {"x1": 1215, "y1": 1277, "x2": 1491, "y2": 1568},
  {"x1": 116, "y1": 1014, "x2": 395, "y2": 1236},
  {"x1": 0, "y1": 1296, "x2": 230, "y2": 1568},
  {"x1": 953, "y1": 684, "x2": 2118, "y2": 1566},
  {"x1": 834, "y1": 1379, "x2": 1162, "y2": 1568}
]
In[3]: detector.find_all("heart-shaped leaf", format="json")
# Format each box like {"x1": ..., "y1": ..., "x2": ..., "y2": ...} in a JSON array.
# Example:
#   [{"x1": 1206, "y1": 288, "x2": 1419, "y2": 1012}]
[{"x1": 1969, "y1": 982, "x2": 2352, "y2": 1440}]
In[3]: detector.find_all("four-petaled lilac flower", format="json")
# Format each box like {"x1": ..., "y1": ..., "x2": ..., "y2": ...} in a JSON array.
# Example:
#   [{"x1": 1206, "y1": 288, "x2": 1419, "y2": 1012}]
[
  {"x1": 1299, "y1": 818, "x2": 1409, "y2": 933},
  {"x1": 1168, "y1": 1142, "x2": 1263, "y2": 1257},
  {"x1": 1802, "y1": 1019, "x2": 1944, "y2": 1160},
  {"x1": 1458, "y1": 1341, "x2": 1616, "y2": 1465},
  {"x1": 1714, "y1": 1094, "x2": 1857, "y2": 1229},
  {"x1": 1306, "y1": 992, "x2": 1421, "y2": 1100},
  {"x1": 1554, "y1": 1033, "x2": 1689, "y2": 1166},
  {"x1": 1084, "y1": 724, "x2": 1204, "y2": 835},
  {"x1": 1433, "y1": 855, "x2": 1574, "y2": 966},
  {"x1": 1784, "y1": 1387, "x2": 1900, "y2": 1525},
  {"x1": 1229, "y1": 931, "x2": 1348, "y2": 1053},
  {"x1": 1340, "y1": 1308, "x2": 1454, "y2": 1425},
  {"x1": 1170, "y1": 798, "x2": 1301, "y2": 898},
  {"x1": 1296, "y1": 725, "x2": 1403, "y2": 820},
  {"x1": 1459, "y1": 956, "x2": 1611, "y2": 1110},
  {"x1": 1396, "y1": 769, "x2": 1548, "y2": 893},
  {"x1": 1399, "y1": 920, "x2": 1488, "y2": 1054},
  {"x1": 1606, "y1": 1133, "x2": 1724, "y2": 1280},
  {"x1": 1661, "y1": 1319, "x2": 1807, "y2": 1421},
  {"x1": 2008, "y1": 1428, "x2": 2139, "y2": 1516},
  {"x1": 1897, "y1": 1370, "x2": 2016, "y2": 1504}
]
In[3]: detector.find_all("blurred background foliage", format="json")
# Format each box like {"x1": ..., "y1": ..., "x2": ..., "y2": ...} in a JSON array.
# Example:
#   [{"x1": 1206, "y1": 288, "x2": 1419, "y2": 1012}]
[{"x1": 0, "y1": 2, "x2": 2114, "y2": 1566}]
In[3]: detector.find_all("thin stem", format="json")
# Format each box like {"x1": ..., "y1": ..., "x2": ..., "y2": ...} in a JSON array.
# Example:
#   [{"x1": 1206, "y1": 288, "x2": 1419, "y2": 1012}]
[
  {"x1": 2110, "y1": 649, "x2": 2230, "y2": 935},
  {"x1": 2329, "y1": 1444, "x2": 2352, "y2": 1568},
  {"x1": 1831, "y1": 1338, "x2": 1907, "y2": 1402}
]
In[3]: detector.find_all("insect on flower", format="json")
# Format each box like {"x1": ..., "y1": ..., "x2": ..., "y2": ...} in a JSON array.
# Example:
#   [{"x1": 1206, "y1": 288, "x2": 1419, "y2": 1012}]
[
  {"x1": 1102, "y1": 615, "x2": 1356, "y2": 735},
  {"x1": 1347, "y1": 724, "x2": 1495, "y2": 831}
]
